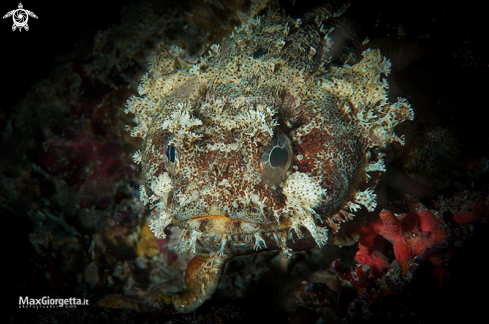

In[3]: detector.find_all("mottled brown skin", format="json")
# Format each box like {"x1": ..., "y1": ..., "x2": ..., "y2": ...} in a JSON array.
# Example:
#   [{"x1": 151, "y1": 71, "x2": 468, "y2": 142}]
[{"x1": 125, "y1": 2, "x2": 413, "y2": 313}]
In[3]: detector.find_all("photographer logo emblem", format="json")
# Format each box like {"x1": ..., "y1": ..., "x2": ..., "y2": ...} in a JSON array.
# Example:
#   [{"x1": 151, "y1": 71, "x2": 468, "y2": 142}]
[{"x1": 3, "y1": 3, "x2": 38, "y2": 32}]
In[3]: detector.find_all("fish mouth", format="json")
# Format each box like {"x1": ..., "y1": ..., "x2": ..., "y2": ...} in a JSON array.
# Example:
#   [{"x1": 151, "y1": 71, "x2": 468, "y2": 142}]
[
  {"x1": 174, "y1": 215, "x2": 287, "y2": 236},
  {"x1": 176, "y1": 215, "x2": 300, "y2": 256}
]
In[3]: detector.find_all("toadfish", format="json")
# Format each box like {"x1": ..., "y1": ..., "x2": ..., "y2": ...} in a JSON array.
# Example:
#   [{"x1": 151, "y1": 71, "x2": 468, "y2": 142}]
[{"x1": 124, "y1": 2, "x2": 413, "y2": 313}]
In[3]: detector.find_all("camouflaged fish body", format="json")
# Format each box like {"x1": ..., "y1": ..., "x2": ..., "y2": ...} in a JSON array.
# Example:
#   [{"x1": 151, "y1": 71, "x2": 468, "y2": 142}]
[{"x1": 125, "y1": 4, "x2": 413, "y2": 313}]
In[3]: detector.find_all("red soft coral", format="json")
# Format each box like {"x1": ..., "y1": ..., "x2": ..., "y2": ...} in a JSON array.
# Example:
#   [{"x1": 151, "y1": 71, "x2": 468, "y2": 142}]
[{"x1": 355, "y1": 208, "x2": 447, "y2": 275}]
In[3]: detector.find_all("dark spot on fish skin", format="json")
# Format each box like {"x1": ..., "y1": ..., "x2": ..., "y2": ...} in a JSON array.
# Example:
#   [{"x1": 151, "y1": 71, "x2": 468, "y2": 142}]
[
  {"x1": 199, "y1": 218, "x2": 210, "y2": 232},
  {"x1": 231, "y1": 219, "x2": 241, "y2": 233},
  {"x1": 253, "y1": 47, "x2": 268, "y2": 59}
]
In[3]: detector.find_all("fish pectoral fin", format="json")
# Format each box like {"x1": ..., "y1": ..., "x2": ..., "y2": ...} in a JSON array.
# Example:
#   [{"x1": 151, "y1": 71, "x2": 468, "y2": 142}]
[{"x1": 172, "y1": 251, "x2": 234, "y2": 313}]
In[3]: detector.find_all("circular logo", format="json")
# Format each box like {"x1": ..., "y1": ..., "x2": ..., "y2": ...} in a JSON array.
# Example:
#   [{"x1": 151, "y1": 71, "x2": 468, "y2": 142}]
[{"x1": 13, "y1": 9, "x2": 28, "y2": 28}]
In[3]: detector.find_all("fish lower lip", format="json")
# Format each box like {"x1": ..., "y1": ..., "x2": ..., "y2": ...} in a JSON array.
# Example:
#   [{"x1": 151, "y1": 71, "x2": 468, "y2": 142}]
[{"x1": 174, "y1": 215, "x2": 285, "y2": 235}]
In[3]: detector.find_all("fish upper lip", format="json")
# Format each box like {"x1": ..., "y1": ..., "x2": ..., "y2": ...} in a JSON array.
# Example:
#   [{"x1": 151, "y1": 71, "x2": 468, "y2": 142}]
[
  {"x1": 172, "y1": 208, "x2": 279, "y2": 225},
  {"x1": 173, "y1": 215, "x2": 286, "y2": 235}
]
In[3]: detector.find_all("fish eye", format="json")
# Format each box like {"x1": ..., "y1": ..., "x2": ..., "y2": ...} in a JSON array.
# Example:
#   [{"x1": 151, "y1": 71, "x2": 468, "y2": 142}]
[
  {"x1": 166, "y1": 145, "x2": 176, "y2": 163},
  {"x1": 269, "y1": 147, "x2": 288, "y2": 168},
  {"x1": 165, "y1": 144, "x2": 180, "y2": 176},
  {"x1": 260, "y1": 130, "x2": 293, "y2": 182}
]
